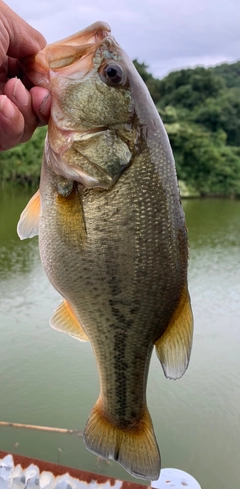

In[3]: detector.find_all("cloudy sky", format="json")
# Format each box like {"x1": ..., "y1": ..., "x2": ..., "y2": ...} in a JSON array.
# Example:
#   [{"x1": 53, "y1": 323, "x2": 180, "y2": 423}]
[{"x1": 6, "y1": 0, "x2": 240, "y2": 78}]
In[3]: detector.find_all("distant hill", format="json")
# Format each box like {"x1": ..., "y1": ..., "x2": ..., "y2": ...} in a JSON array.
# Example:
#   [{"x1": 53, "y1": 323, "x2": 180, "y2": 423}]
[
  {"x1": 1, "y1": 61, "x2": 240, "y2": 197},
  {"x1": 133, "y1": 59, "x2": 240, "y2": 197},
  {"x1": 211, "y1": 61, "x2": 240, "y2": 88}
]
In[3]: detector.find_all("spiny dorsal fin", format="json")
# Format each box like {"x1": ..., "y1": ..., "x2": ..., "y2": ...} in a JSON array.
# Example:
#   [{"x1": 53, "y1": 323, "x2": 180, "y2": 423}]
[
  {"x1": 50, "y1": 299, "x2": 89, "y2": 342},
  {"x1": 17, "y1": 190, "x2": 40, "y2": 240},
  {"x1": 155, "y1": 287, "x2": 193, "y2": 380}
]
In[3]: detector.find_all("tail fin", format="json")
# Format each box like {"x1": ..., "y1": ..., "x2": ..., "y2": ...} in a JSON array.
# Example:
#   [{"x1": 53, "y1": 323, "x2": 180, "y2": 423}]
[{"x1": 83, "y1": 399, "x2": 161, "y2": 480}]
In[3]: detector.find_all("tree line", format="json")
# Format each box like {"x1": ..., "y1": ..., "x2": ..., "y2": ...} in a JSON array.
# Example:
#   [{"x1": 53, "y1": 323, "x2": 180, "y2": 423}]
[
  {"x1": 1, "y1": 60, "x2": 240, "y2": 197},
  {"x1": 134, "y1": 60, "x2": 240, "y2": 197}
]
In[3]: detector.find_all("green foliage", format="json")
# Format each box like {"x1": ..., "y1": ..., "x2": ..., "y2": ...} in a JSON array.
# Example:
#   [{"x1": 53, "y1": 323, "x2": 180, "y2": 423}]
[
  {"x1": 165, "y1": 121, "x2": 240, "y2": 196},
  {"x1": 158, "y1": 67, "x2": 225, "y2": 110},
  {"x1": 1, "y1": 60, "x2": 240, "y2": 197},
  {"x1": 211, "y1": 61, "x2": 240, "y2": 88},
  {"x1": 192, "y1": 87, "x2": 240, "y2": 146},
  {"x1": 135, "y1": 59, "x2": 240, "y2": 197},
  {"x1": 0, "y1": 126, "x2": 46, "y2": 188},
  {"x1": 133, "y1": 60, "x2": 162, "y2": 103}
]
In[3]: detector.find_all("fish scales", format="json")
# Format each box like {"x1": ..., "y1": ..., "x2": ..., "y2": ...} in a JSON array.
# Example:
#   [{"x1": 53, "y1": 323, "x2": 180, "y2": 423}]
[
  {"x1": 40, "y1": 145, "x2": 178, "y2": 419},
  {"x1": 17, "y1": 21, "x2": 193, "y2": 481}
]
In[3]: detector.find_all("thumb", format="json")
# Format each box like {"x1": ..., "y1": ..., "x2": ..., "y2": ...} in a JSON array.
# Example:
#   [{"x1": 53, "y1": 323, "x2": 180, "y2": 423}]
[{"x1": 0, "y1": 1, "x2": 46, "y2": 61}]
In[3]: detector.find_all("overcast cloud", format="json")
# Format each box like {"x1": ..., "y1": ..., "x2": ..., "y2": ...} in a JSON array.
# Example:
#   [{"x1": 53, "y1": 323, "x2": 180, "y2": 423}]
[{"x1": 6, "y1": 0, "x2": 240, "y2": 78}]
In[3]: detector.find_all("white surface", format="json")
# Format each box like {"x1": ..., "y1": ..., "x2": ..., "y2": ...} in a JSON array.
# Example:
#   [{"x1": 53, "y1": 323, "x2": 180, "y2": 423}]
[
  {"x1": 151, "y1": 468, "x2": 201, "y2": 489},
  {"x1": 0, "y1": 454, "x2": 124, "y2": 489}
]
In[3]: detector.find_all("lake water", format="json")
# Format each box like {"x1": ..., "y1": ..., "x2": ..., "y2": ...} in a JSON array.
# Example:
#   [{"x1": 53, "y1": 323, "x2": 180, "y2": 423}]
[{"x1": 0, "y1": 188, "x2": 239, "y2": 489}]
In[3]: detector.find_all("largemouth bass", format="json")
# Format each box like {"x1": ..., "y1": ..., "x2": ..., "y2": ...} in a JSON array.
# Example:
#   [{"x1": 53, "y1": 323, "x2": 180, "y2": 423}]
[{"x1": 17, "y1": 22, "x2": 193, "y2": 481}]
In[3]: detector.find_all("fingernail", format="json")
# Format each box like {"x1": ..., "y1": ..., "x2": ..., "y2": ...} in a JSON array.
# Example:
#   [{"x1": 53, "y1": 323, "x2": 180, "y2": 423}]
[
  {"x1": 39, "y1": 93, "x2": 51, "y2": 117},
  {"x1": 13, "y1": 79, "x2": 29, "y2": 105},
  {"x1": 0, "y1": 95, "x2": 15, "y2": 118}
]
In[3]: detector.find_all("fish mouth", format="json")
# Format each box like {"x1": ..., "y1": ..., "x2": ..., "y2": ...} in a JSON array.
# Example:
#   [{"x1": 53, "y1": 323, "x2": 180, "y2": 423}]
[
  {"x1": 20, "y1": 22, "x2": 112, "y2": 86},
  {"x1": 47, "y1": 21, "x2": 111, "y2": 70}
]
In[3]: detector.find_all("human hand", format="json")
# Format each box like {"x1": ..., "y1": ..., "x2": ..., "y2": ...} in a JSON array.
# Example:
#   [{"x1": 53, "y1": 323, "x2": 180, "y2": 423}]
[{"x1": 0, "y1": 1, "x2": 51, "y2": 151}]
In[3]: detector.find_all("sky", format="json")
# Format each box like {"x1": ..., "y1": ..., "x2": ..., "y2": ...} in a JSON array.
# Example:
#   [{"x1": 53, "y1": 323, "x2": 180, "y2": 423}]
[{"x1": 6, "y1": 0, "x2": 240, "y2": 79}]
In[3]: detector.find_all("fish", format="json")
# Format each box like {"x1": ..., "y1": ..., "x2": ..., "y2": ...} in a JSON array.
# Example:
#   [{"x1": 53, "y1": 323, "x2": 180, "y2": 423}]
[{"x1": 17, "y1": 22, "x2": 193, "y2": 481}]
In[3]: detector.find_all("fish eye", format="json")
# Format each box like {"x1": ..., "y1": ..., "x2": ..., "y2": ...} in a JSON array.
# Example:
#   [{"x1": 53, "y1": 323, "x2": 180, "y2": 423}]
[{"x1": 100, "y1": 63, "x2": 125, "y2": 85}]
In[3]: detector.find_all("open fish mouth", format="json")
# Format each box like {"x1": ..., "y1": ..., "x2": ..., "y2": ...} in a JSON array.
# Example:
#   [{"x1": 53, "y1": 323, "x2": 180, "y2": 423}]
[
  {"x1": 47, "y1": 22, "x2": 112, "y2": 72},
  {"x1": 20, "y1": 22, "x2": 113, "y2": 85}
]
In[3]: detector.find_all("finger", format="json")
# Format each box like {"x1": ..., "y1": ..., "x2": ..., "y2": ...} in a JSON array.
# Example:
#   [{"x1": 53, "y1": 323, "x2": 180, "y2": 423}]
[
  {"x1": 1, "y1": 57, "x2": 32, "y2": 89},
  {"x1": 7, "y1": 57, "x2": 22, "y2": 79},
  {"x1": 0, "y1": 1, "x2": 46, "y2": 61},
  {"x1": 3, "y1": 77, "x2": 38, "y2": 142},
  {"x1": 0, "y1": 95, "x2": 24, "y2": 150},
  {"x1": 30, "y1": 86, "x2": 51, "y2": 126}
]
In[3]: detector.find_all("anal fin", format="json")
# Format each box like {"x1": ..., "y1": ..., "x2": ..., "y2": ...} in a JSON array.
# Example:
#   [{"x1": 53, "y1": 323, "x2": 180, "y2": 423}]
[
  {"x1": 155, "y1": 286, "x2": 193, "y2": 379},
  {"x1": 50, "y1": 299, "x2": 89, "y2": 342},
  {"x1": 17, "y1": 189, "x2": 40, "y2": 240}
]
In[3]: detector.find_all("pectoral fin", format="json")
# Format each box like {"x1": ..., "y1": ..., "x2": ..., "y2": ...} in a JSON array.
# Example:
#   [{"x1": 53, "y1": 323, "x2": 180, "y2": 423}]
[
  {"x1": 155, "y1": 287, "x2": 193, "y2": 380},
  {"x1": 17, "y1": 190, "x2": 40, "y2": 240},
  {"x1": 50, "y1": 299, "x2": 89, "y2": 342}
]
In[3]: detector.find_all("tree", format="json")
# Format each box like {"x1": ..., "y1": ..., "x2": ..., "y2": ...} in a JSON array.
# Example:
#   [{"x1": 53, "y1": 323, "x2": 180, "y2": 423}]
[
  {"x1": 0, "y1": 126, "x2": 46, "y2": 187},
  {"x1": 133, "y1": 60, "x2": 162, "y2": 103}
]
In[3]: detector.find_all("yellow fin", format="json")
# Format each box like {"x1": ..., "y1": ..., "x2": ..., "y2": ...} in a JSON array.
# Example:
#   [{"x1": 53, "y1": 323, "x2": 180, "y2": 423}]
[
  {"x1": 17, "y1": 190, "x2": 40, "y2": 240},
  {"x1": 155, "y1": 287, "x2": 193, "y2": 380},
  {"x1": 84, "y1": 399, "x2": 161, "y2": 480},
  {"x1": 50, "y1": 300, "x2": 88, "y2": 342}
]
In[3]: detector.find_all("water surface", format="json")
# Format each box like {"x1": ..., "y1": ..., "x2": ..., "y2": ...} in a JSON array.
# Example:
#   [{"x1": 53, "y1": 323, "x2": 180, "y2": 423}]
[{"x1": 0, "y1": 188, "x2": 239, "y2": 489}]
